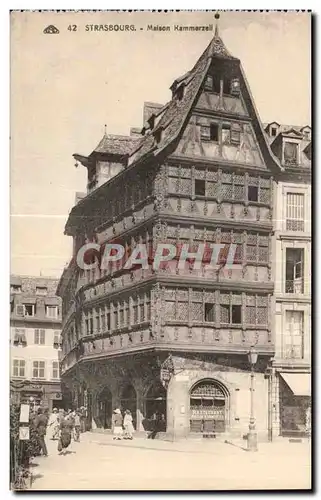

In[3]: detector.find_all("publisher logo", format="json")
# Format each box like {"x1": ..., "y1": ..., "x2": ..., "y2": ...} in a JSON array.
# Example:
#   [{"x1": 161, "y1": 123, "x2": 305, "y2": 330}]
[{"x1": 43, "y1": 25, "x2": 60, "y2": 34}]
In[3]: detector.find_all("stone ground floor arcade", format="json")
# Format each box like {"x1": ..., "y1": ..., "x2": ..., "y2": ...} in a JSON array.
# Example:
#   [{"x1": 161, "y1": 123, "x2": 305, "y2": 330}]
[{"x1": 62, "y1": 351, "x2": 274, "y2": 441}]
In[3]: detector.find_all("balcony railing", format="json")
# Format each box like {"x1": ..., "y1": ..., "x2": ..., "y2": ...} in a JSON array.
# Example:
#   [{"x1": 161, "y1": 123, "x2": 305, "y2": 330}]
[
  {"x1": 286, "y1": 219, "x2": 304, "y2": 232},
  {"x1": 285, "y1": 279, "x2": 304, "y2": 294},
  {"x1": 282, "y1": 345, "x2": 304, "y2": 360}
]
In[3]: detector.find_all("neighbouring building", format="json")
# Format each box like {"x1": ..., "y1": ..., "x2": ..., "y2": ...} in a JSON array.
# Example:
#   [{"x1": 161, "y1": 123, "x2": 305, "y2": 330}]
[
  {"x1": 264, "y1": 123, "x2": 311, "y2": 438},
  {"x1": 10, "y1": 275, "x2": 63, "y2": 411},
  {"x1": 57, "y1": 27, "x2": 306, "y2": 441}
]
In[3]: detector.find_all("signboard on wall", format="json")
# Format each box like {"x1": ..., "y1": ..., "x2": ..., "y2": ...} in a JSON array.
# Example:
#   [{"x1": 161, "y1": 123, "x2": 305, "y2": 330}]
[
  {"x1": 19, "y1": 426, "x2": 30, "y2": 440},
  {"x1": 19, "y1": 404, "x2": 30, "y2": 423}
]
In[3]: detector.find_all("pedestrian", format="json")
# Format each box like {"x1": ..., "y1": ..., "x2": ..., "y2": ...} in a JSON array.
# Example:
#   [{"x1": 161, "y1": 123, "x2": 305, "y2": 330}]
[
  {"x1": 112, "y1": 409, "x2": 123, "y2": 440},
  {"x1": 47, "y1": 408, "x2": 60, "y2": 440},
  {"x1": 57, "y1": 410, "x2": 72, "y2": 455},
  {"x1": 34, "y1": 408, "x2": 48, "y2": 456},
  {"x1": 123, "y1": 409, "x2": 134, "y2": 440},
  {"x1": 148, "y1": 411, "x2": 161, "y2": 439},
  {"x1": 79, "y1": 406, "x2": 86, "y2": 433},
  {"x1": 73, "y1": 409, "x2": 81, "y2": 442}
]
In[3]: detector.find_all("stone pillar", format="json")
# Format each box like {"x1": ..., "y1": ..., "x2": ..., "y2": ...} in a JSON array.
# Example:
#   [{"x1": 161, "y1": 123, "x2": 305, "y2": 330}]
[
  {"x1": 166, "y1": 373, "x2": 190, "y2": 440},
  {"x1": 271, "y1": 369, "x2": 280, "y2": 440}
]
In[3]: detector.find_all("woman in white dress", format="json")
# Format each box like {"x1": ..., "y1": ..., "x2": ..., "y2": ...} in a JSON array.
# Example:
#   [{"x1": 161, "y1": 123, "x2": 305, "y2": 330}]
[
  {"x1": 123, "y1": 409, "x2": 134, "y2": 440},
  {"x1": 47, "y1": 408, "x2": 60, "y2": 440},
  {"x1": 112, "y1": 409, "x2": 123, "y2": 440}
]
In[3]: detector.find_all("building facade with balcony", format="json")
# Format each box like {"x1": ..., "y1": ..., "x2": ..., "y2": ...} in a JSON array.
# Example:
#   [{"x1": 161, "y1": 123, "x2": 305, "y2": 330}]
[
  {"x1": 10, "y1": 275, "x2": 63, "y2": 411},
  {"x1": 58, "y1": 29, "x2": 285, "y2": 440},
  {"x1": 264, "y1": 123, "x2": 311, "y2": 438}
]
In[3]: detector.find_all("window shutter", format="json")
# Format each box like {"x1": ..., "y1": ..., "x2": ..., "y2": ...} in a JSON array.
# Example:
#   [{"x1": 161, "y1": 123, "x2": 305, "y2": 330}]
[
  {"x1": 230, "y1": 78, "x2": 240, "y2": 96},
  {"x1": 230, "y1": 123, "x2": 241, "y2": 145},
  {"x1": 16, "y1": 305, "x2": 24, "y2": 316}
]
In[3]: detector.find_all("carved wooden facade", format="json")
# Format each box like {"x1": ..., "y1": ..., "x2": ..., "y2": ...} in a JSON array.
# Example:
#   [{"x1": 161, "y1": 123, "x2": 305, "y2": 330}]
[{"x1": 56, "y1": 28, "x2": 291, "y2": 439}]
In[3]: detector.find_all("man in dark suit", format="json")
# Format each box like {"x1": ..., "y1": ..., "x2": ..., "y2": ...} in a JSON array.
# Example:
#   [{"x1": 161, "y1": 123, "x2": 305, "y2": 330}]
[{"x1": 34, "y1": 408, "x2": 49, "y2": 456}]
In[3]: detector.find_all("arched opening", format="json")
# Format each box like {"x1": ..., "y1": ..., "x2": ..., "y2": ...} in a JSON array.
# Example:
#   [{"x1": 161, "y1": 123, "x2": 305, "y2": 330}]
[
  {"x1": 121, "y1": 385, "x2": 137, "y2": 429},
  {"x1": 98, "y1": 386, "x2": 113, "y2": 429},
  {"x1": 190, "y1": 379, "x2": 229, "y2": 434},
  {"x1": 144, "y1": 382, "x2": 167, "y2": 431}
]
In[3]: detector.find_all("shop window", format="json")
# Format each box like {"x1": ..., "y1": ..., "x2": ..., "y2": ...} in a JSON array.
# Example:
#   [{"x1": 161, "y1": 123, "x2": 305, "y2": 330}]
[
  {"x1": 285, "y1": 248, "x2": 304, "y2": 294},
  {"x1": 195, "y1": 179, "x2": 206, "y2": 196},
  {"x1": 204, "y1": 303, "x2": 215, "y2": 322}
]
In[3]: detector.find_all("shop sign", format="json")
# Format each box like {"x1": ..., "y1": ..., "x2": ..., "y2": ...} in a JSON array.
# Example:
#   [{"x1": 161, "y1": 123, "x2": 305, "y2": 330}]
[
  {"x1": 19, "y1": 404, "x2": 30, "y2": 423},
  {"x1": 19, "y1": 426, "x2": 30, "y2": 440}
]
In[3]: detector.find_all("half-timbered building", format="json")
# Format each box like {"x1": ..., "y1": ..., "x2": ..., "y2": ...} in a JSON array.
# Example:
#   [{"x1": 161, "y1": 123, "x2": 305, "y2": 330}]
[{"x1": 58, "y1": 28, "x2": 284, "y2": 440}]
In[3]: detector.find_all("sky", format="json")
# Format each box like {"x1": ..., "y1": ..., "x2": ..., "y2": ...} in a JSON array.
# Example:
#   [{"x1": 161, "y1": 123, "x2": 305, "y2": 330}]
[{"x1": 10, "y1": 11, "x2": 311, "y2": 278}]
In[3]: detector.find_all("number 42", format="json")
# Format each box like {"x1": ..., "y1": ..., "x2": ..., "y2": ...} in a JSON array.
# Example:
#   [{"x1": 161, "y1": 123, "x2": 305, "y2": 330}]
[{"x1": 68, "y1": 25, "x2": 77, "y2": 32}]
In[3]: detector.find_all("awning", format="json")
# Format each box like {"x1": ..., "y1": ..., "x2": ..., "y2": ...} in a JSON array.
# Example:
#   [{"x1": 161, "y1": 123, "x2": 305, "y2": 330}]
[{"x1": 280, "y1": 373, "x2": 311, "y2": 397}]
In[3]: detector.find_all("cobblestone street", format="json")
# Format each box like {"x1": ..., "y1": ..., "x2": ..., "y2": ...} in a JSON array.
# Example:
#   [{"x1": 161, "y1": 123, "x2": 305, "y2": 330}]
[{"x1": 30, "y1": 433, "x2": 311, "y2": 491}]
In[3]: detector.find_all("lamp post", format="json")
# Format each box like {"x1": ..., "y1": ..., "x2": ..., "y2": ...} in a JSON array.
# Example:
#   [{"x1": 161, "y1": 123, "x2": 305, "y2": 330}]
[{"x1": 247, "y1": 347, "x2": 258, "y2": 452}]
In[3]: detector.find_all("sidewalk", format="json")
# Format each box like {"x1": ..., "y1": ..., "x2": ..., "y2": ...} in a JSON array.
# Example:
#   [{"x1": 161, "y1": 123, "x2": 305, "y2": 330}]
[
  {"x1": 30, "y1": 432, "x2": 312, "y2": 491},
  {"x1": 85, "y1": 430, "x2": 311, "y2": 456}
]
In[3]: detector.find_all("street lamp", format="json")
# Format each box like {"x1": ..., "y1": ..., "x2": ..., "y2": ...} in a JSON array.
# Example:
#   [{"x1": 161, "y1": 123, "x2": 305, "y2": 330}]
[
  {"x1": 29, "y1": 396, "x2": 35, "y2": 413},
  {"x1": 247, "y1": 347, "x2": 258, "y2": 452}
]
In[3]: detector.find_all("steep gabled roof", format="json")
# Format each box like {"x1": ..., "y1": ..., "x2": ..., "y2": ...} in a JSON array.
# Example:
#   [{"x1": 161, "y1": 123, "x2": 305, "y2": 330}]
[
  {"x1": 92, "y1": 133, "x2": 138, "y2": 156},
  {"x1": 128, "y1": 30, "x2": 282, "y2": 173}
]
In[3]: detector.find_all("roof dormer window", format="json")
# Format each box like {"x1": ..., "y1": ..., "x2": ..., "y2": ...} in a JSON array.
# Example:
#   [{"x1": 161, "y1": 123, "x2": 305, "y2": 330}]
[
  {"x1": 176, "y1": 84, "x2": 185, "y2": 101},
  {"x1": 154, "y1": 127, "x2": 163, "y2": 144},
  {"x1": 284, "y1": 141, "x2": 299, "y2": 166},
  {"x1": 271, "y1": 127, "x2": 278, "y2": 137}
]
